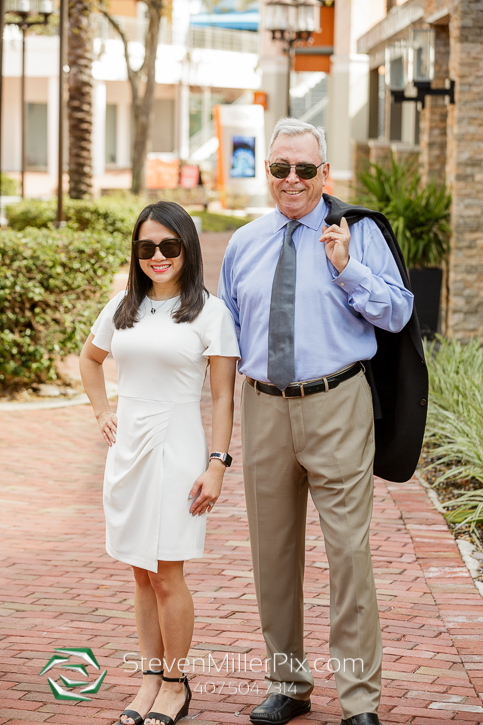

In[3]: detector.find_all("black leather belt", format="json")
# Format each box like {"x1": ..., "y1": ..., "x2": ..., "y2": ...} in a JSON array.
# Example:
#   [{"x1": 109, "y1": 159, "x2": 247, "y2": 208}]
[{"x1": 246, "y1": 362, "x2": 363, "y2": 398}]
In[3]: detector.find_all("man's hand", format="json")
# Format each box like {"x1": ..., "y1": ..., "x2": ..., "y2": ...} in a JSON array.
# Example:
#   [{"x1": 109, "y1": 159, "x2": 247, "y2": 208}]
[{"x1": 320, "y1": 216, "x2": 351, "y2": 274}]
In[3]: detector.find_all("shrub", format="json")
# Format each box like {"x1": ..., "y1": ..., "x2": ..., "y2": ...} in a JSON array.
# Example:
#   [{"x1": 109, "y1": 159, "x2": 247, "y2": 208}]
[
  {"x1": 354, "y1": 154, "x2": 452, "y2": 269},
  {"x1": 6, "y1": 196, "x2": 145, "y2": 236},
  {"x1": 0, "y1": 227, "x2": 126, "y2": 386},
  {"x1": 1, "y1": 173, "x2": 19, "y2": 196},
  {"x1": 6, "y1": 196, "x2": 250, "y2": 234},
  {"x1": 424, "y1": 336, "x2": 483, "y2": 531}
]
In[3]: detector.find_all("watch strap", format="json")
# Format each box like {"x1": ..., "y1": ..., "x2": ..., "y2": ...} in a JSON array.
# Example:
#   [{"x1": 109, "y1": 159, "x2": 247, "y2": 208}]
[{"x1": 209, "y1": 452, "x2": 232, "y2": 468}]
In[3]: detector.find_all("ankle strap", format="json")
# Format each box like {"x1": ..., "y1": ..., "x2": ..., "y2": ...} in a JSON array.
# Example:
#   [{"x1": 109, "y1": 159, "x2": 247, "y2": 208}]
[
  {"x1": 161, "y1": 673, "x2": 187, "y2": 683},
  {"x1": 143, "y1": 669, "x2": 164, "y2": 675}
]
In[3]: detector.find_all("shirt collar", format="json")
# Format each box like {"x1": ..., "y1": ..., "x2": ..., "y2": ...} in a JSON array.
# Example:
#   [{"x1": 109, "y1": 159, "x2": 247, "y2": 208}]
[{"x1": 272, "y1": 197, "x2": 328, "y2": 233}]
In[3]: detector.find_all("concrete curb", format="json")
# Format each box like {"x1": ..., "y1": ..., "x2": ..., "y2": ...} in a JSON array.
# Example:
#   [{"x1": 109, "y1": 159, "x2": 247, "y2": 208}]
[
  {"x1": 0, "y1": 380, "x2": 118, "y2": 412},
  {"x1": 415, "y1": 468, "x2": 483, "y2": 597}
]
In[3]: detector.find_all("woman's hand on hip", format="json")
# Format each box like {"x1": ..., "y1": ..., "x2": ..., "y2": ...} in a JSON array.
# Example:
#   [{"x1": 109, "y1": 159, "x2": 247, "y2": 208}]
[
  {"x1": 189, "y1": 462, "x2": 225, "y2": 516},
  {"x1": 97, "y1": 410, "x2": 117, "y2": 446}
]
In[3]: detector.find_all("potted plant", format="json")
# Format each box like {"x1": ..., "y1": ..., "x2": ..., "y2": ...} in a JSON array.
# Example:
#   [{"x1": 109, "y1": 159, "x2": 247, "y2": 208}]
[{"x1": 354, "y1": 154, "x2": 452, "y2": 337}]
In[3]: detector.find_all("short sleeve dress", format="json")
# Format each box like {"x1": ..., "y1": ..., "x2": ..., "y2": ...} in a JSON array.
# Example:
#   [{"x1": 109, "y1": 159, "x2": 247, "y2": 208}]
[{"x1": 91, "y1": 291, "x2": 240, "y2": 573}]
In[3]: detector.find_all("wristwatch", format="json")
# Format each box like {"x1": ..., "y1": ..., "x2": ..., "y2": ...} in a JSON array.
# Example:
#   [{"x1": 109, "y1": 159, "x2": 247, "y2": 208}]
[{"x1": 209, "y1": 451, "x2": 233, "y2": 468}]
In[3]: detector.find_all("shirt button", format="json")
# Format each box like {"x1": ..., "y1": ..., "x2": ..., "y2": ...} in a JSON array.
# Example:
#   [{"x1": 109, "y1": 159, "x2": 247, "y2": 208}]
[{"x1": 340, "y1": 282, "x2": 345, "y2": 287}]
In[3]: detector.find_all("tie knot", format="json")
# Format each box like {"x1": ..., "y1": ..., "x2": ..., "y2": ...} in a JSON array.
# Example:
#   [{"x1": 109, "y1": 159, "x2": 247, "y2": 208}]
[{"x1": 286, "y1": 220, "x2": 301, "y2": 236}]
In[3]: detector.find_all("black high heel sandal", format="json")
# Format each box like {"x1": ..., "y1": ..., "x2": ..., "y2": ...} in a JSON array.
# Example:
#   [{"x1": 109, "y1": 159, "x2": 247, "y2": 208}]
[
  {"x1": 114, "y1": 669, "x2": 164, "y2": 725},
  {"x1": 145, "y1": 673, "x2": 192, "y2": 725}
]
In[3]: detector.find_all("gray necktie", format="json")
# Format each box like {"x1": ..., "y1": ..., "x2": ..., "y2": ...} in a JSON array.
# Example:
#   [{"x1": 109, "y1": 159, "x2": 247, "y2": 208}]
[{"x1": 267, "y1": 220, "x2": 301, "y2": 391}]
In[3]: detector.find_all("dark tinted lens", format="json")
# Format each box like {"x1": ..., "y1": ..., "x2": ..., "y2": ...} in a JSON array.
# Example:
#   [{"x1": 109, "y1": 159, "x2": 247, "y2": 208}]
[
  {"x1": 134, "y1": 239, "x2": 182, "y2": 259},
  {"x1": 269, "y1": 163, "x2": 291, "y2": 179},
  {"x1": 295, "y1": 164, "x2": 318, "y2": 179},
  {"x1": 135, "y1": 241, "x2": 156, "y2": 259},
  {"x1": 160, "y1": 240, "x2": 182, "y2": 258}
]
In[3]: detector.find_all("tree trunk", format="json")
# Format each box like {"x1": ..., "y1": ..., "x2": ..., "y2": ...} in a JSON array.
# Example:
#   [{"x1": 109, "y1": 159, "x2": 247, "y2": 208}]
[
  {"x1": 67, "y1": 0, "x2": 93, "y2": 199},
  {"x1": 101, "y1": 0, "x2": 162, "y2": 196},
  {"x1": 130, "y1": 5, "x2": 160, "y2": 195}
]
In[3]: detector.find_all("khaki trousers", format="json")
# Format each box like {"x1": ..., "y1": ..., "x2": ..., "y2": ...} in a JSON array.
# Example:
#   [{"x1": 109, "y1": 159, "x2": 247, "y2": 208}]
[{"x1": 241, "y1": 369, "x2": 382, "y2": 720}]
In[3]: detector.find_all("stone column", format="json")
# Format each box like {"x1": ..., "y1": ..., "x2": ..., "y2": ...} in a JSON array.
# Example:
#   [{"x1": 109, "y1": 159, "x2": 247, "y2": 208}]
[
  {"x1": 419, "y1": 25, "x2": 449, "y2": 186},
  {"x1": 446, "y1": 0, "x2": 483, "y2": 338}
]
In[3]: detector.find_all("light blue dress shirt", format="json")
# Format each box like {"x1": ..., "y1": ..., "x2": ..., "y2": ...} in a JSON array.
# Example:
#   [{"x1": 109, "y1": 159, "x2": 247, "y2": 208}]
[{"x1": 218, "y1": 198, "x2": 414, "y2": 383}]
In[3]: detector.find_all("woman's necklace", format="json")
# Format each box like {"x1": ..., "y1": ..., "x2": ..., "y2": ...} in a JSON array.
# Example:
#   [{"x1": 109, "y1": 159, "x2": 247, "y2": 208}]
[{"x1": 148, "y1": 294, "x2": 178, "y2": 314}]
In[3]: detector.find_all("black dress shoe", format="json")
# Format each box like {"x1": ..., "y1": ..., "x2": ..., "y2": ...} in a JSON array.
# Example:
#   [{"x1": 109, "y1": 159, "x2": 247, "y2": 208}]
[
  {"x1": 250, "y1": 693, "x2": 311, "y2": 724},
  {"x1": 341, "y1": 714, "x2": 381, "y2": 725}
]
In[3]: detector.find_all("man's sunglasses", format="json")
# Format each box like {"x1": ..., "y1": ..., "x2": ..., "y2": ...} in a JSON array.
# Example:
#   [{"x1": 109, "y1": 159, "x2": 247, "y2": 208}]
[
  {"x1": 269, "y1": 162, "x2": 323, "y2": 180},
  {"x1": 133, "y1": 238, "x2": 182, "y2": 260}
]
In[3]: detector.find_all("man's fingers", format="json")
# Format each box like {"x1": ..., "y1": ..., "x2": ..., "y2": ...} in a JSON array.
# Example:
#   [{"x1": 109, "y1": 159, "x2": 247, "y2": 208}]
[{"x1": 341, "y1": 216, "x2": 349, "y2": 230}]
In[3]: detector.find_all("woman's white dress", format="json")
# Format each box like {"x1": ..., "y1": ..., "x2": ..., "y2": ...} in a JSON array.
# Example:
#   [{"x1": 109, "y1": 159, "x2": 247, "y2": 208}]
[{"x1": 91, "y1": 291, "x2": 240, "y2": 573}]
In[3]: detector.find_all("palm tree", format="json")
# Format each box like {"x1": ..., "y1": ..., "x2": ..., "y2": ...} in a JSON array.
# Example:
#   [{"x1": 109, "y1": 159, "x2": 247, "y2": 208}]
[
  {"x1": 67, "y1": 0, "x2": 93, "y2": 198},
  {"x1": 99, "y1": 0, "x2": 164, "y2": 195}
]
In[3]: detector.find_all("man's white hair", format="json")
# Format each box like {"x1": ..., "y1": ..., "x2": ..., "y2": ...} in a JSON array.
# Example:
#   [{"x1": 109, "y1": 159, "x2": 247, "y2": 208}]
[{"x1": 267, "y1": 117, "x2": 327, "y2": 163}]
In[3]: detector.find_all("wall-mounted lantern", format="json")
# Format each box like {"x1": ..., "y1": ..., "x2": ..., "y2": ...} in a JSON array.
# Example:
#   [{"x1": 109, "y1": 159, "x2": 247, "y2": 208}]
[{"x1": 388, "y1": 28, "x2": 455, "y2": 109}]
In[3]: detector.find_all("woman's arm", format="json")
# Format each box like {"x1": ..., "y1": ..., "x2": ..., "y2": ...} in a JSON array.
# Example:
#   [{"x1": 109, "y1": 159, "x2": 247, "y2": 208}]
[
  {"x1": 79, "y1": 333, "x2": 117, "y2": 446},
  {"x1": 189, "y1": 355, "x2": 237, "y2": 516}
]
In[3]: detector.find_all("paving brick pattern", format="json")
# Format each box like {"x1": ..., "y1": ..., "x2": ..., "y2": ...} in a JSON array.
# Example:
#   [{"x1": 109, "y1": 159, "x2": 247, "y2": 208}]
[{"x1": 1, "y1": 233, "x2": 483, "y2": 725}]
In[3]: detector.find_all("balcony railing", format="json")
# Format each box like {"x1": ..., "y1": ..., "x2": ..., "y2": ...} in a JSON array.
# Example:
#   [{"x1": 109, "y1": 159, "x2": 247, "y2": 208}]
[
  {"x1": 92, "y1": 15, "x2": 259, "y2": 53},
  {"x1": 187, "y1": 26, "x2": 258, "y2": 53}
]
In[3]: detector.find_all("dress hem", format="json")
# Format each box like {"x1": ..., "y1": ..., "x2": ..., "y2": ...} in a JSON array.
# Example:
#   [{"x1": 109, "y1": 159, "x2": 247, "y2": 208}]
[{"x1": 106, "y1": 545, "x2": 205, "y2": 573}]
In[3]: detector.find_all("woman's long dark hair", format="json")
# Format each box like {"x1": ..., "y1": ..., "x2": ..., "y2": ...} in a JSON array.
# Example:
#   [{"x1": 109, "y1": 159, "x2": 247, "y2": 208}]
[{"x1": 113, "y1": 202, "x2": 207, "y2": 329}]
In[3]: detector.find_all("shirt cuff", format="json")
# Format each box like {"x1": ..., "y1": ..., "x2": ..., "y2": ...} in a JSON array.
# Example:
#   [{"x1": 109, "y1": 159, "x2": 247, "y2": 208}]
[{"x1": 331, "y1": 256, "x2": 371, "y2": 294}]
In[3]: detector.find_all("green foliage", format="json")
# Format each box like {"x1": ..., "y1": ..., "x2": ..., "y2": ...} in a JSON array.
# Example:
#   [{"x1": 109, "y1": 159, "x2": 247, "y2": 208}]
[
  {"x1": 6, "y1": 195, "x2": 144, "y2": 236},
  {"x1": 1, "y1": 173, "x2": 19, "y2": 196},
  {"x1": 354, "y1": 154, "x2": 452, "y2": 269},
  {"x1": 424, "y1": 335, "x2": 483, "y2": 531},
  {"x1": 0, "y1": 227, "x2": 125, "y2": 386},
  {"x1": 190, "y1": 210, "x2": 250, "y2": 232},
  {"x1": 6, "y1": 196, "x2": 250, "y2": 234}
]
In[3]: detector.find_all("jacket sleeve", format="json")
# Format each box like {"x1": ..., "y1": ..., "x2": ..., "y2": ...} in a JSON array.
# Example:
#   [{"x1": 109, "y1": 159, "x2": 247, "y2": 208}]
[{"x1": 331, "y1": 219, "x2": 414, "y2": 333}]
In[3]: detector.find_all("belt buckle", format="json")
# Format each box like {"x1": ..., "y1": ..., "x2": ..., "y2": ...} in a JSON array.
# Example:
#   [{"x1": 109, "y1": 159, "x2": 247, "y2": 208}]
[{"x1": 282, "y1": 383, "x2": 305, "y2": 398}]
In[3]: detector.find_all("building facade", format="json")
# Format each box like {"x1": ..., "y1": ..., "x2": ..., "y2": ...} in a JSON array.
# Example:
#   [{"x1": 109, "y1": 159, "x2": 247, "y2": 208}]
[
  {"x1": 357, "y1": 0, "x2": 483, "y2": 338},
  {"x1": 1, "y1": 0, "x2": 260, "y2": 196}
]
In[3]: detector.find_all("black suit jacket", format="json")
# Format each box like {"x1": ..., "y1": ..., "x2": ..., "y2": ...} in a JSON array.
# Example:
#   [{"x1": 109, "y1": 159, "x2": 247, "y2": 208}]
[{"x1": 323, "y1": 193, "x2": 428, "y2": 483}]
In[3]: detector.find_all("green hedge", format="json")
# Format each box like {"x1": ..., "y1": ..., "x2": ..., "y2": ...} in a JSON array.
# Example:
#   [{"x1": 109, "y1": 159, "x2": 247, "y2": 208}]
[
  {"x1": 6, "y1": 196, "x2": 143, "y2": 236},
  {"x1": 0, "y1": 227, "x2": 126, "y2": 386},
  {"x1": 1, "y1": 173, "x2": 18, "y2": 196},
  {"x1": 6, "y1": 197, "x2": 251, "y2": 235}
]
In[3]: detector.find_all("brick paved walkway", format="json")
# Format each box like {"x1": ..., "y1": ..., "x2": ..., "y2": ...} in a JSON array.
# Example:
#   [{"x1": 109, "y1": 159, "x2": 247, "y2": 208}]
[{"x1": 1, "y1": 233, "x2": 483, "y2": 725}]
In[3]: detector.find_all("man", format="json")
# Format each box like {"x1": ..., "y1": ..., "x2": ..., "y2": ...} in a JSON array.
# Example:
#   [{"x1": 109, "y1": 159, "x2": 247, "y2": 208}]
[{"x1": 218, "y1": 118, "x2": 415, "y2": 725}]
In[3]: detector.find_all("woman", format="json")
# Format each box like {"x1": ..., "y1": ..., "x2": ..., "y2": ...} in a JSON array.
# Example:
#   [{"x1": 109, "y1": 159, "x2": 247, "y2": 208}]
[{"x1": 80, "y1": 201, "x2": 239, "y2": 725}]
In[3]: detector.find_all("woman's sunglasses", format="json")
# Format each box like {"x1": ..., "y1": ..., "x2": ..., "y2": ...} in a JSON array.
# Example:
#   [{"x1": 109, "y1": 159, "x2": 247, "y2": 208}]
[
  {"x1": 133, "y1": 238, "x2": 182, "y2": 260},
  {"x1": 269, "y1": 162, "x2": 323, "y2": 180}
]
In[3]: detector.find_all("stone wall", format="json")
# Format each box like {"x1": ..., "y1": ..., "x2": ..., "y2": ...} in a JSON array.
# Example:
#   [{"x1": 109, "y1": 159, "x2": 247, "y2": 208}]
[
  {"x1": 446, "y1": 0, "x2": 483, "y2": 338},
  {"x1": 419, "y1": 25, "x2": 450, "y2": 186}
]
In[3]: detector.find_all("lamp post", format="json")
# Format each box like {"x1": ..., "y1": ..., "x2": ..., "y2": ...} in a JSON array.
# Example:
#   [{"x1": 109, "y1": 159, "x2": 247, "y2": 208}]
[
  {"x1": 4, "y1": 0, "x2": 53, "y2": 198},
  {"x1": 56, "y1": 0, "x2": 65, "y2": 226},
  {"x1": 0, "y1": 0, "x2": 5, "y2": 211},
  {"x1": 264, "y1": 0, "x2": 320, "y2": 116}
]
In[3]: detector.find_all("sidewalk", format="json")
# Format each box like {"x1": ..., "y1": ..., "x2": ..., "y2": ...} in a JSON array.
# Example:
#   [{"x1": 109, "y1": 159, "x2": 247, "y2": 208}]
[{"x1": 1, "y1": 233, "x2": 483, "y2": 725}]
